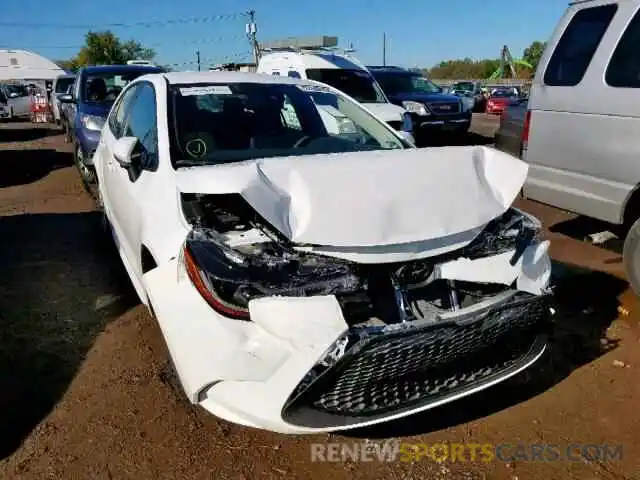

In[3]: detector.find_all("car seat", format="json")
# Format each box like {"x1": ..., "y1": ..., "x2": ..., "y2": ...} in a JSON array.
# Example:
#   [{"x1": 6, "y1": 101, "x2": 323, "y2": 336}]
[{"x1": 87, "y1": 78, "x2": 107, "y2": 102}]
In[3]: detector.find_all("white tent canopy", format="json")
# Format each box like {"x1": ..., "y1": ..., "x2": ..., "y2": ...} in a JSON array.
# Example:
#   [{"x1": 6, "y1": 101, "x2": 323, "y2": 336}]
[{"x1": 0, "y1": 49, "x2": 65, "y2": 81}]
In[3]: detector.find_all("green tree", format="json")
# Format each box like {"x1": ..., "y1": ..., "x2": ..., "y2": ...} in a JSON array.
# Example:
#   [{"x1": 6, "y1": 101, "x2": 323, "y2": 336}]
[
  {"x1": 427, "y1": 58, "x2": 501, "y2": 79},
  {"x1": 522, "y1": 41, "x2": 546, "y2": 73},
  {"x1": 59, "y1": 31, "x2": 156, "y2": 71}
]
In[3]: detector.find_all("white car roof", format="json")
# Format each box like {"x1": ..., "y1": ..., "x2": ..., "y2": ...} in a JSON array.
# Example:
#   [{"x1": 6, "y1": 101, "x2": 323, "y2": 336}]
[
  {"x1": 259, "y1": 50, "x2": 368, "y2": 72},
  {"x1": 160, "y1": 71, "x2": 311, "y2": 86}
]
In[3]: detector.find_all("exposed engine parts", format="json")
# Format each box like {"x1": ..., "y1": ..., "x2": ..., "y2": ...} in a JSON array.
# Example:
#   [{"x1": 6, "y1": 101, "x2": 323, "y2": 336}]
[{"x1": 181, "y1": 192, "x2": 545, "y2": 326}]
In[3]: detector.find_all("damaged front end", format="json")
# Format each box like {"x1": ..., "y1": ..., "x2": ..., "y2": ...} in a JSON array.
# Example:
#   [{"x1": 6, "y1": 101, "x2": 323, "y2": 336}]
[{"x1": 179, "y1": 192, "x2": 553, "y2": 428}]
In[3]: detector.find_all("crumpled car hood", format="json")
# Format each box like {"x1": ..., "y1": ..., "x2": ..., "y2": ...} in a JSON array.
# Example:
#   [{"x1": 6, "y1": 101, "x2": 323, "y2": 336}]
[{"x1": 175, "y1": 146, "x2": 528, "y2": 248}]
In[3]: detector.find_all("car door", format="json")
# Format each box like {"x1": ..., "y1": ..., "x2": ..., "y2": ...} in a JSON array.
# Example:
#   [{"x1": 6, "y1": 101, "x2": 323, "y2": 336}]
[
  {"x1": 102, "y1": 82, "x2": 159, "y2": 280},
  {"x1": 13, "y1": 85, "x2": 31, "y2": 116},
  {"x1": 98, "y1": 83, "x2": 141, "y2": 206}
]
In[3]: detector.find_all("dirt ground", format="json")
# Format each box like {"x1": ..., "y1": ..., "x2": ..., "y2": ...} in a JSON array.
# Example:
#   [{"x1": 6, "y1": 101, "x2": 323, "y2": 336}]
[{"x1": 1, "y1": 116, "x2": 639, "y2": 480}]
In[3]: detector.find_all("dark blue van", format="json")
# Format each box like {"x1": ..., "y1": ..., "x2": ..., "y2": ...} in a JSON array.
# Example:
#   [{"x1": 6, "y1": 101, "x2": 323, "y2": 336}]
[{"x1": 60, "y1": 64, "x2": 164, "y2": 185}]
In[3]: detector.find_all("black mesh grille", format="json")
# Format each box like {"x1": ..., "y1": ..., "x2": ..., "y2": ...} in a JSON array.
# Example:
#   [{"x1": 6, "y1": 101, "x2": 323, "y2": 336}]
[
  {"x1": 427, "y1": 102, "x2": 461, "y2": 114},
  {"x1": 283, "y1": 294, "x2": 549, "y2": 426}
]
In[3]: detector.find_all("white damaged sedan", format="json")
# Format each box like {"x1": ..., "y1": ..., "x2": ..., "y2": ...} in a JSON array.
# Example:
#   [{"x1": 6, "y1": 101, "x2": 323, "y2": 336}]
[{"x1": 94, "y1": 71, "x2": 553, "y2": 434}]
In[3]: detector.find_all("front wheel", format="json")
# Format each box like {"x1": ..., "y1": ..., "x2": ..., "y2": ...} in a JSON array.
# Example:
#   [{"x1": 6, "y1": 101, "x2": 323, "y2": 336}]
[
  {"x1": 63, "y1": 122, "x2": 72, "y2": 143},
  {"x1": 623, "y1": 216, "x2": 640, "y2": 296},
  {"x1": 74, "y1": 143, "x2": 97, "y2": 186}
]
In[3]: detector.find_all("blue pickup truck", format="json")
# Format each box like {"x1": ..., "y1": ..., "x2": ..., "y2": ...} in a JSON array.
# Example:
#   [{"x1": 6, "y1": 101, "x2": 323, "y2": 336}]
[{"x1": 59, "y1": 64, "x2": 164, "y2": 186}]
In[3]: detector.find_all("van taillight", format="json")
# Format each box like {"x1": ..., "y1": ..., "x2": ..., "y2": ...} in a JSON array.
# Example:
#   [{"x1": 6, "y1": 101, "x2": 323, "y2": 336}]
[{"x1": 522, "y1": 110, "x2": 531, "y2": 148}]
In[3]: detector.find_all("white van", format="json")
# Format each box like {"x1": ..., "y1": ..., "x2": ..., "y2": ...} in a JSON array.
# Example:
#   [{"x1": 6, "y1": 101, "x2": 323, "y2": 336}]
[
  {"x1": 523, "y1": 0, "x2": 640, "y2": 293},
  {"x1": 257, "y1": 49, "x2": 413, "y2": 137}
]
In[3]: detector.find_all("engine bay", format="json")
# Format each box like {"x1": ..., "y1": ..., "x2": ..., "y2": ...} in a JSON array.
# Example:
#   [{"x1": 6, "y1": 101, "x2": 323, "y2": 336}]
[{"x1": 180, "y1": 193, "x2": 546, "y2": 326}]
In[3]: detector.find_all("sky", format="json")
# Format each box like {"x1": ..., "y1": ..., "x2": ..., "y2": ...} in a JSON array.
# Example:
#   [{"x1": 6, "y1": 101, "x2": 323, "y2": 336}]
[{"x1": 0, "y1": 0, "x2": 568, "y2": 69}]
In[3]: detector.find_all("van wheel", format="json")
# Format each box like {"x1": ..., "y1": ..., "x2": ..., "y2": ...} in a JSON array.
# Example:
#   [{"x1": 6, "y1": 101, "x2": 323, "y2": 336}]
[{"x1": 623, "y1": 217, "x2": 640, "y2": 296}]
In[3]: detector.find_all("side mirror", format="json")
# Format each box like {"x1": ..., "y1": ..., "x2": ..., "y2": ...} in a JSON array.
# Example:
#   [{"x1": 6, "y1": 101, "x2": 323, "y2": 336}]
[
  {"x1": 397, "y1": 130, "x2": 415, "y2": 146},
  {"x1": 8, "y1": 92, "x2": 18, "y2": 99},
  {"x1": 113, "y1": 137, "x2": 138, "y2": 168},
  {"x1": 59, "y1": 93, "x2": 74, "y2": 103}
]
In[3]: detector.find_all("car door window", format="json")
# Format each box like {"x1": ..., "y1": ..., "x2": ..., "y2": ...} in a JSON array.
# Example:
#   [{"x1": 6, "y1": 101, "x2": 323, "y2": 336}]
[
  {"x1": 122, "y1": 83, "x2": 158, "y2": 170},
  {"x1": 108, "y1": 85, "x2": 140, "y2": 139},
  {"x1": 605, "y1": 6, "x2": 640, "y2": 87},
  {"x1": 544, "y1": 4, "x2": 617, "y2": 87}
]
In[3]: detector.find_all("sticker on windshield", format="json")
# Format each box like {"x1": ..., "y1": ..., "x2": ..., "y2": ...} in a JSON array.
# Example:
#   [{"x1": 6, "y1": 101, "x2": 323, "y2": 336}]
[
  {"x1": 297, "y1": 84, "x2": 332, "y2": 93},
  {"x1": 179, "y1": 85, "x2": 232, "y2": 96}
]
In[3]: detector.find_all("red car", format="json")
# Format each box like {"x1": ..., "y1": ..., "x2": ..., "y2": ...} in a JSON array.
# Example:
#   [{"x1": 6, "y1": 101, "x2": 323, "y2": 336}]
[{"x1": 486, "y1": 90, "x2": 519, "y2": 115}]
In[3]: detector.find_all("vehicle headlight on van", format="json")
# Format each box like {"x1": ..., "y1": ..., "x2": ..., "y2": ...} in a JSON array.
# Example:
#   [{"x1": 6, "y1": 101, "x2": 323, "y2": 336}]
[
  {"x1": 80, "y1": 114, "x2": 105, "y2": 131},
  {"x1": 402, "y1": 100, "x2": 429, "y2": 116}
]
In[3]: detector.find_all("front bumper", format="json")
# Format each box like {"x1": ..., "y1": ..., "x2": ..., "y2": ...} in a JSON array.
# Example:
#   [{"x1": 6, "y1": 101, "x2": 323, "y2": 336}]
[
  {"x1": 144, "y1": 239, "x2": 552, "y2": 434},
  {"x1": 283, "y1": 293, "x2": 549, "y2": 429}
]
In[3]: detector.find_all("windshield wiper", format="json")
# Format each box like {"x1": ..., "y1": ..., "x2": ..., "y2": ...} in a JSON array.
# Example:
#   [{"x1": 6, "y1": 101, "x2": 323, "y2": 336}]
[{"x1": 175, "y1": 159, "x2": 211, "y2": 167}]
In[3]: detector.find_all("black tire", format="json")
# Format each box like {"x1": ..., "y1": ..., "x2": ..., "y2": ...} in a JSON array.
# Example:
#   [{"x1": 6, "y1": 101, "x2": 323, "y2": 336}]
[
  {"x1": 74, "y1": 142, "x2": 97, "y2": 190},
  {"x1": 623, "y1": 217, "x2": 640, "y2": 296},
  {"x1": 64, "y1": 121, "x2": 72, "y2": 143}
]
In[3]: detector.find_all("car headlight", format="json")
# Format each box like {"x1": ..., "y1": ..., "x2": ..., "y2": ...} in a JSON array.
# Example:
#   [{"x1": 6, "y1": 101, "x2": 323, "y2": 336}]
[
  {"x1": 460, "y1": 97, "x2": 474, "y2": 112},
  {"x1": 80, "y1": 114, "x2": 105, "y2": 131},
  {"x1": 402, "y1": 100, "x2": 429, "y2": 116},
  {"x1": 461, "y1": 208, "x2": 541, "y2": 263},
  {"x1": 181, "y1": 233, "x2": 364, "y2": 320},
  {"x1": 337, "y1": 117, "x2": 358, "y2": 134}
]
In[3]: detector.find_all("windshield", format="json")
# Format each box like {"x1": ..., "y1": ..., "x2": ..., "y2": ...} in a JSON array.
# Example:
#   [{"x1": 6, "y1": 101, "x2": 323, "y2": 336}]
[
  {"x1": 375, "y1": 73, "x2": 442, "y2": 95},
  {"x1": 55, "y1": 77, "x2": 75, "y2": 93},
  {"x1": 4, "y1": 84, "x2": 28, "y2": 96},
  {"x1": 491, "y1": 90, "x2": 515, "y2": 98},
  {"x1": 83, "y1": 69, "x2": 159, "y2": 104},
  {"x1": 169, "y1": 82, "x2": 406, "y2": 168},
  {"x1": 305, "y1": 69, "x2": 386, "y2": 103},
  {"x1": 452, "y1": 82, "x2": 475, "y2": 92}
]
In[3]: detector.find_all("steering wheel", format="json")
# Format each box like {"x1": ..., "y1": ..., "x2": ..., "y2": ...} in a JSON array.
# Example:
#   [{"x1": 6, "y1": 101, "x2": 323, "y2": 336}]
[
  {"x1": 183, "y1": 132, "x2": 216, "y2": 160},
  {"x1": 293, "y1": 135, "x2": 312, "y2": 148}
]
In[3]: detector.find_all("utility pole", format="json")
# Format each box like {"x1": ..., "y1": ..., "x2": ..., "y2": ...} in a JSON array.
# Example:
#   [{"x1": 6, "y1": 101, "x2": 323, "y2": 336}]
[
  {"x1": 382, "y1": 32, "x2": 387, "y2": 66},
  {"x1": 196, "y1": 50, "x2": 201, "y2": 71},
  {"x1": 246, "y1": 10, "x2": 260, "y2": 65}
]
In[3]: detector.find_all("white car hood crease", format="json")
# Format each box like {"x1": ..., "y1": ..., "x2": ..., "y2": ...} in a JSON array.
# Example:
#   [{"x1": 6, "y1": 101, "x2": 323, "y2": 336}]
[{"x1": 176, "y1": 146, "x2": 528, "y2": 248}]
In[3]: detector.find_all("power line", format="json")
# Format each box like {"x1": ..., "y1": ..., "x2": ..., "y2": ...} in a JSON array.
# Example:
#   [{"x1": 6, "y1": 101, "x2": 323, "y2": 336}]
[
  {"x1": 4, "y1": 35, "x2": 247, "y2": 51},
  {"x1": 0, "y1": 13, "x2": 246, "y2": 29},
  {"x1": 165, "y1": 51, "x2": 251, "y2": 68}
]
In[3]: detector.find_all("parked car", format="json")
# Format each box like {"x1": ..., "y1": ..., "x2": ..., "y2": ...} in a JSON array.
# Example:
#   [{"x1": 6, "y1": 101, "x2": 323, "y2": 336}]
[
  {"x1": 494, "y1": 98, "x2": 528, "y2": 157},
  {"x1": 0, "y1": 83, "x2": 31, "y2": 119},
  {"x1": 257, "y1": 50, "x2": 413, "y2": 141},
  {"x1": 0, "y1": 88, "x2": 9, "y2": 120},
  {"x1": 368, "y1": 66, "x2": 472, "y2": 143},
  {"x1": 50, "y1": 74, "x2": 76, "y2": 125},
  {"x1": 449, "y1": 81, "x2": 486, "y2": 112},
  {"x1": 59, "y1": 64, "x2": 164, "y2": 186},
  {"x1": 486, "y1": 89, "x2": 520, "y2": 115},
  {"x1": 521, "y1": 0, "x2": 640, "y2": 294},
  {"x1": 94, "y1": 70, "x2": 552, "y2": 434}
]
